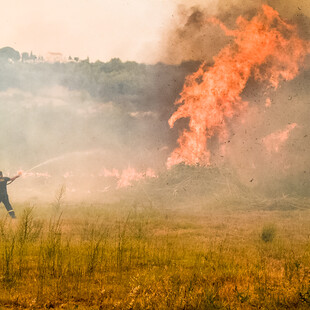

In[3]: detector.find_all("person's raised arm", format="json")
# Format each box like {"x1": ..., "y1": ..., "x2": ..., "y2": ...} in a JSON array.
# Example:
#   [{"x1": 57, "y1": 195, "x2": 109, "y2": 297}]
[{"x1": 7, "y1": 172, "x2": 22, "y2": 184}]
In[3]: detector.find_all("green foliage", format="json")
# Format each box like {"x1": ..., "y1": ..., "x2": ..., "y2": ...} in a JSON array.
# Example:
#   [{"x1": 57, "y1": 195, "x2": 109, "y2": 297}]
[{"x1": 0, "y1": 46, "x2": 20, "y2": 62}]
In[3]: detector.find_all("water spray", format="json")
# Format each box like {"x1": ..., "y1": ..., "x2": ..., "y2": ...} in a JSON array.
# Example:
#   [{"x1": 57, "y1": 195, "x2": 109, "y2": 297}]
[{"x1": 19, "y1": 149, "x2": 106, "y2": 175}]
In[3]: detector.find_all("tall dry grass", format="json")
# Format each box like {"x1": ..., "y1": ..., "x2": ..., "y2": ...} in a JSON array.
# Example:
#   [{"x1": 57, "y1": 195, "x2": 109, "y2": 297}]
[{"x1": 0, "y1": 197, "x2": 308, "y2": 309}]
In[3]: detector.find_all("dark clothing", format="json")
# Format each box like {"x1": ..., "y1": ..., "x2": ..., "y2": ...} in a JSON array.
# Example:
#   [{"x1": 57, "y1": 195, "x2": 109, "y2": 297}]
[
  {"x1": 0, "y1": 177, "x2": 10, "y2": 196},
  {"x1": 0, "y1": 195, "x2": 16, "y2": 218},
  {"x1": 0, "y1": 177, "x2": 16, "y2": 219}
]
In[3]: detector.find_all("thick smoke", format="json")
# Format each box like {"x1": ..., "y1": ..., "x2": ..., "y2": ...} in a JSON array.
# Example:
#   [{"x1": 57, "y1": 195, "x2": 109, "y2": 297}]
[
  {"x1": 162, "y1": 0, "x2": 310, "y2": 64},
  {"x1": 0, "y1": 56, "x2": 199, "y2": 202},
  {"x1": 162, "y1": 1, "x2": 310, "y2": 196},
  {"x1": 226, "y1": 71, "x2": 310, "y2": 195}
]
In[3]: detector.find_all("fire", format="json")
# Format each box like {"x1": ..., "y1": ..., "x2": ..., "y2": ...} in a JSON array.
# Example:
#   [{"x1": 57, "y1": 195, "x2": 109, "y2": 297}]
[
  {"x1": 101, "y1": 168, "x2": 120, "y2": 178},
  {"x1": 265, "y1": 98, "x2": 272, "y2": 107},
  {"x1": 263, "y1": 123, "x2": 297, "y2": 153},
  {"x1": 167, "y1": 5, "x2": 310, "y2": 168},
  {"x1": 101, "y1": 167, "x2": 157, "y2": 188}
]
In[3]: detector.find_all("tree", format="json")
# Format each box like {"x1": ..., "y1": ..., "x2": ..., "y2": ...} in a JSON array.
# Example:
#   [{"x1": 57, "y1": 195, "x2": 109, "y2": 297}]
[
  {"x1": 0, "y1": 47, "x2": 20, "y2": 62},
  {"x1": 22, "y1": 52, "x2": 30, "y2": 62}
]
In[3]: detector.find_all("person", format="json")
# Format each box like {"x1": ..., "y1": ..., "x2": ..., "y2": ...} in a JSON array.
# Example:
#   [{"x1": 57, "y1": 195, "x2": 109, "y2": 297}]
[{"x1": 0, "y1": 171, "x2": 21, "y2": 219}]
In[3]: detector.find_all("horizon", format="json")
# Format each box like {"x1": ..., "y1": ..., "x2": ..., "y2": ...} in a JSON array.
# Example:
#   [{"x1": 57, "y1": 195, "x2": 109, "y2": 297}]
[{"x1": 0, "y1": 0, "x2": 178, "y2": 64}]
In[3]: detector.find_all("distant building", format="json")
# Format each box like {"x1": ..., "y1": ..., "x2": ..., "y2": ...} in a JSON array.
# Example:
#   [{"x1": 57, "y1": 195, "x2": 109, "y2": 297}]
[{"x1": 46, "y1": 52, "x2": 65, "y2": 63}]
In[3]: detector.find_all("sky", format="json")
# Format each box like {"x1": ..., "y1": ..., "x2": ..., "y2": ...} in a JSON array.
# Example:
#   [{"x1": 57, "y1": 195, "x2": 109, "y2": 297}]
[
  {"x1": 1, "y1": 0, "x2": 308, "y2": 64},
  {"x1": 0, "y1": 0, "x2": 182, "y2": 63}
]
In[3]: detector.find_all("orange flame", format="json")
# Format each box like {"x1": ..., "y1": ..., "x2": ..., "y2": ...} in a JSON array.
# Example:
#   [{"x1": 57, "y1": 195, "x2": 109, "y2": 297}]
[
  {"x1": 167, "y1": 5, "x2": 310, "y2": 168},
  {"x1": 116, "y1": 167, "x2": 156, "y2": 188},
  {"x1": 102, "y1": 167, "x2": 157, "y2": 188},
  {"x1": 263, "y1": 123, "x2": 297, "y2": 153},
  {"x1": 265, "y1": 98, "x2": 272, "y2": 107}
]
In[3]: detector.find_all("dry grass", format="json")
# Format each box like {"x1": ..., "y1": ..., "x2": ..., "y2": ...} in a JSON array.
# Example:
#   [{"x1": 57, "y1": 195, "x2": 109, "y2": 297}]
[{"x1": 0, "y1": 197, "x2": 308, "y2": 309}]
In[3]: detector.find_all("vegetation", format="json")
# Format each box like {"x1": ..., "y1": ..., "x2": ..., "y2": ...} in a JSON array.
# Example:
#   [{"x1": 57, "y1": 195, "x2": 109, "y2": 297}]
[
  {"x1": 0, "y1": 198, "x2": 308, "y2": 309},
  {"x1": 0, "y1": 46, "x2": 309, "y2": 309},
  {"x1": 261, "y1": 224, "x2": 277, "y2": 243},
  {"x1": 0, "y1": 46, "x2": 199, "y2": 109}
]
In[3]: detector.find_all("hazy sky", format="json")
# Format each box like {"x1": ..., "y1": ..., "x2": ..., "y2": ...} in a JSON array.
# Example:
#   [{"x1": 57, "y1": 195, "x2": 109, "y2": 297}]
[
  {"x1": 1, "y1": 0, "x2": 308, "y2": 63},
  {"x1": 0, "y1": 0, "x2": 183, "y2": 63}
]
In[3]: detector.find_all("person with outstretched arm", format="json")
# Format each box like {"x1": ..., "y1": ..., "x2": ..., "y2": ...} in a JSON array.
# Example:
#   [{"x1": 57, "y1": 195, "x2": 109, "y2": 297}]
[{"x1": 0, "y1": 171, "x2": 21, "y2": 219}]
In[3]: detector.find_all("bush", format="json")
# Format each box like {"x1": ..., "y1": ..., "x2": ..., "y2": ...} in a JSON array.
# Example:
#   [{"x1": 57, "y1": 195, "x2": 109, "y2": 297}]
[{"x1": 261, "y1": 224, "x2": 276, "y2": 243}]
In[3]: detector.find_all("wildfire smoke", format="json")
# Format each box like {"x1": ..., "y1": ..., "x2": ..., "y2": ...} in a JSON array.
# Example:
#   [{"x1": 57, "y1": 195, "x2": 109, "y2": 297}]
[{"x1": 167, "y1": 5, "x2": 310, "y2": 168}]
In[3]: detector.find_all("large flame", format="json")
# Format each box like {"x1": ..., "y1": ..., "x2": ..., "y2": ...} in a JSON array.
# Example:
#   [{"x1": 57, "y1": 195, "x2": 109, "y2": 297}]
[{"x1": 167, "y1": 5, "x2": 310, "y2": 168}]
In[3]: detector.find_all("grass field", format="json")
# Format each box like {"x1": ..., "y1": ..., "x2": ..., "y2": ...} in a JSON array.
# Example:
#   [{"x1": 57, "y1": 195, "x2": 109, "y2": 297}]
[{"x1": 0, "y1": 195, "x2": 309, "y2": 309}]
